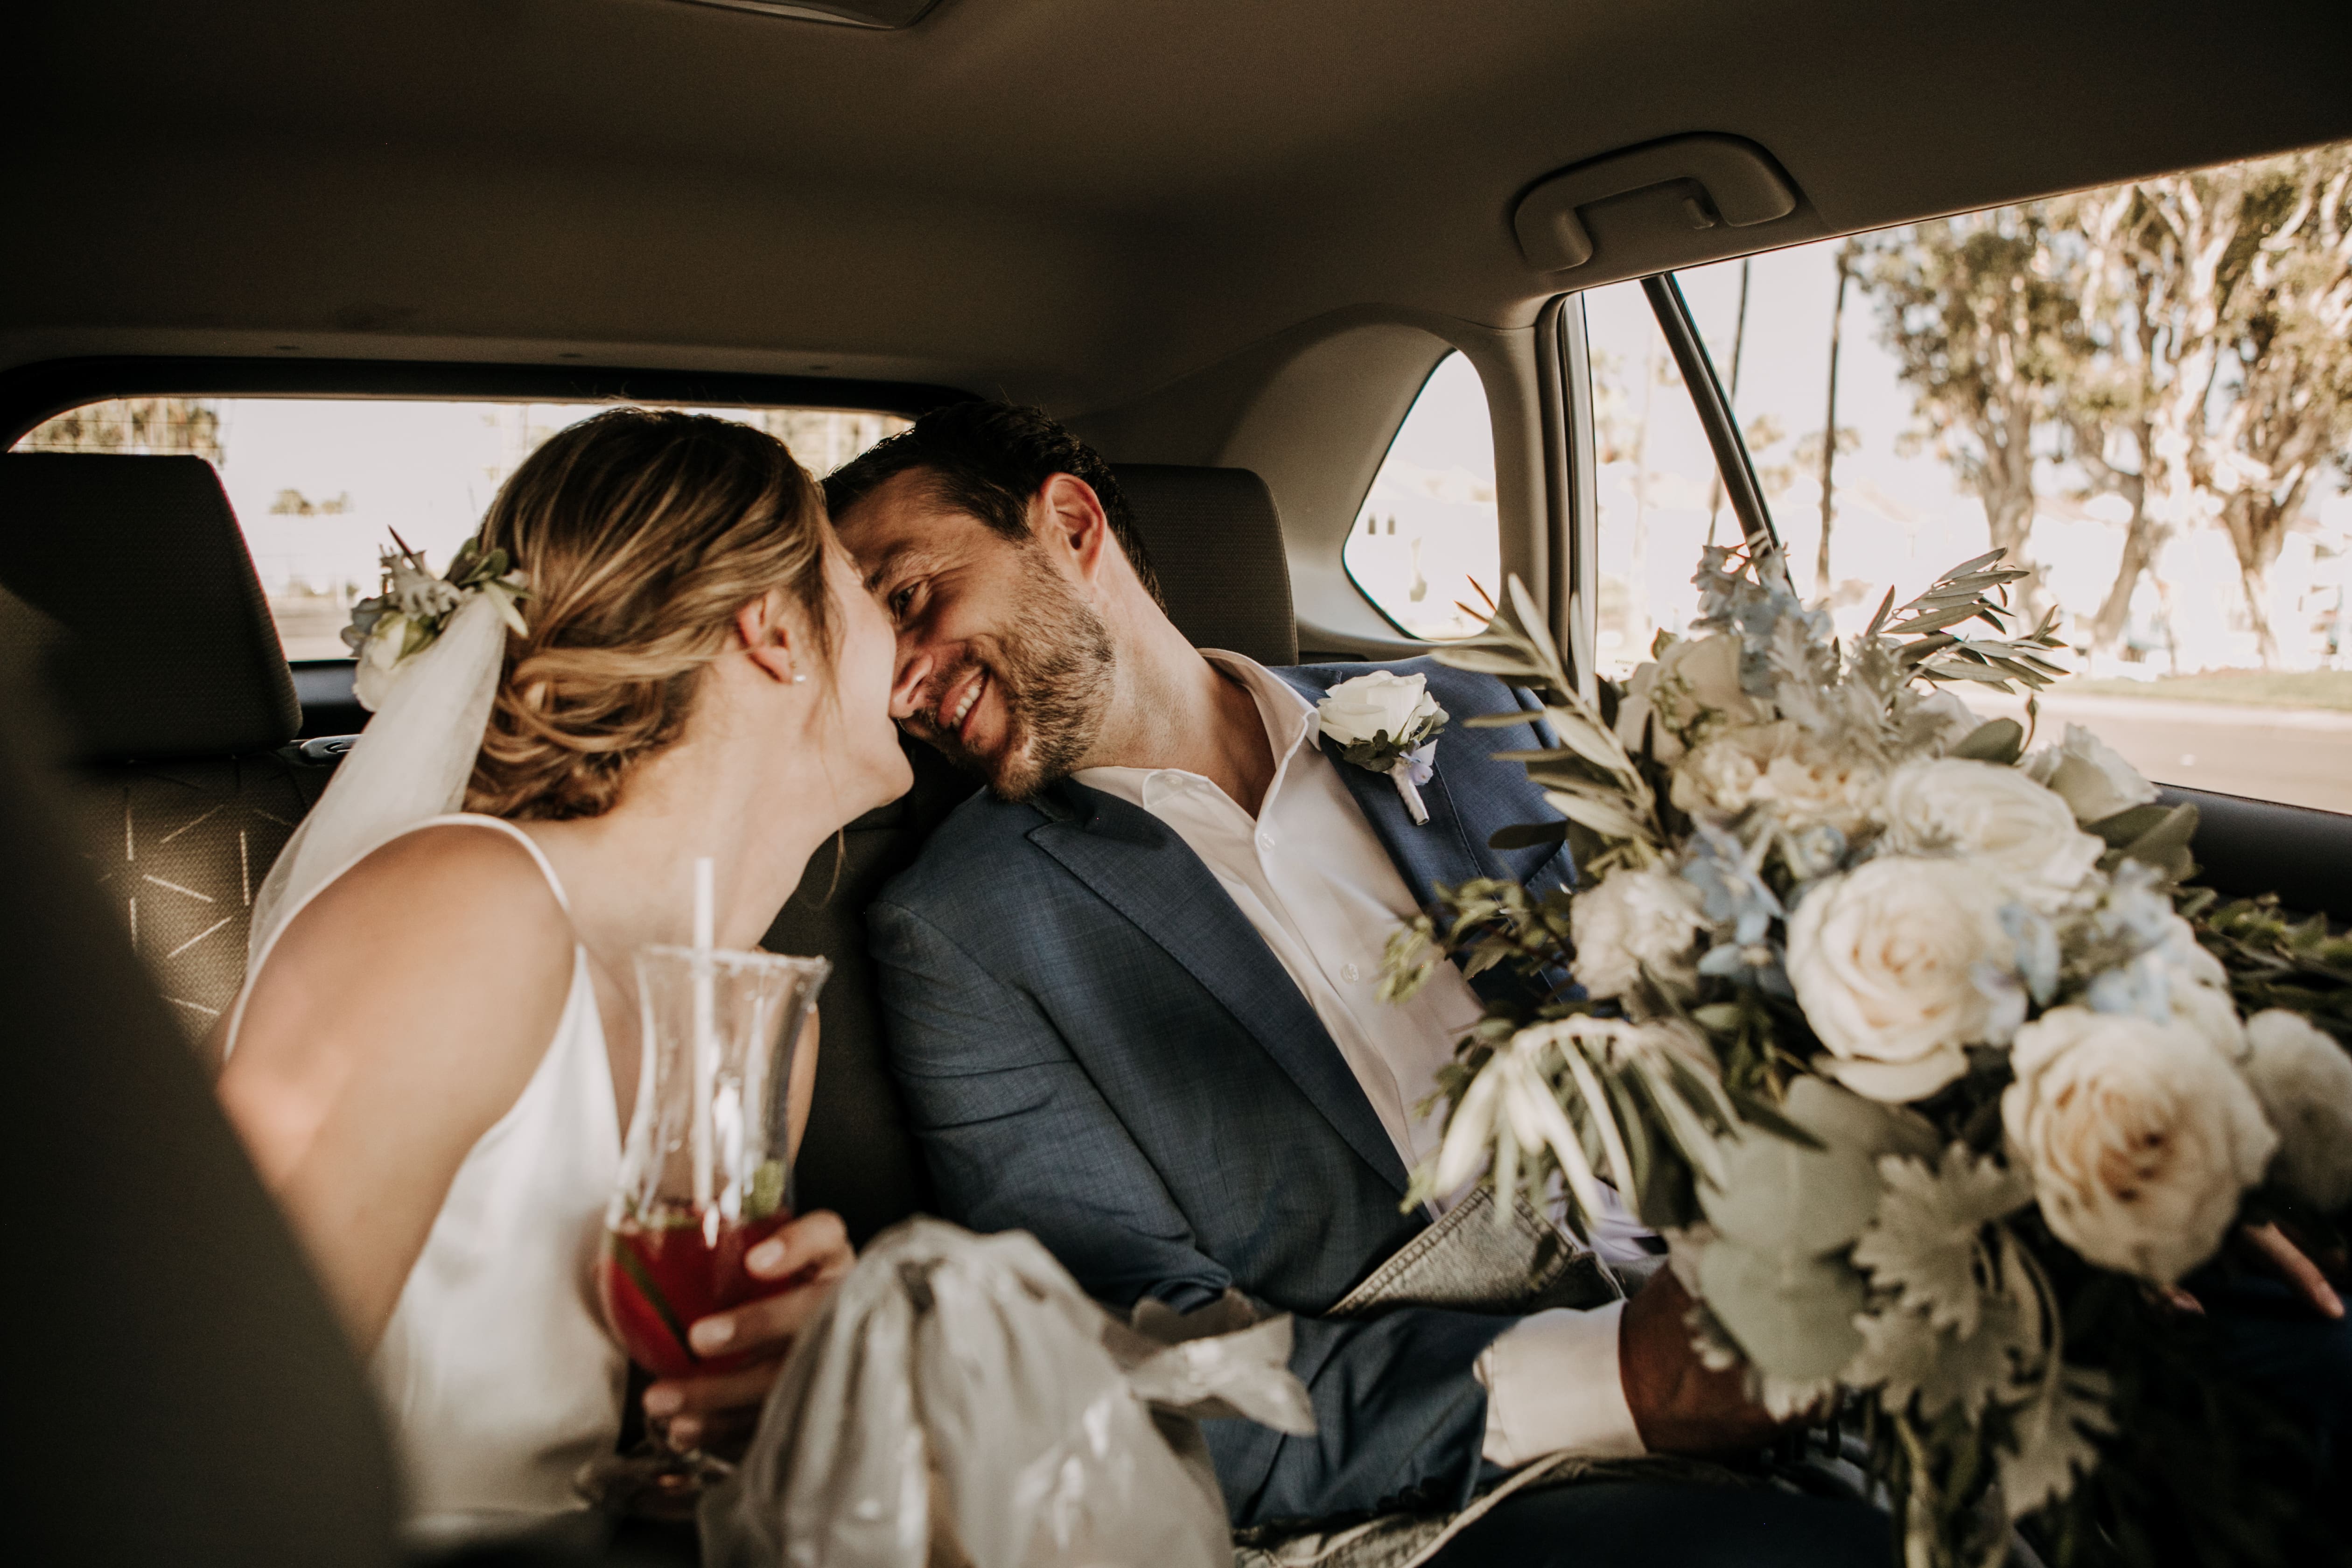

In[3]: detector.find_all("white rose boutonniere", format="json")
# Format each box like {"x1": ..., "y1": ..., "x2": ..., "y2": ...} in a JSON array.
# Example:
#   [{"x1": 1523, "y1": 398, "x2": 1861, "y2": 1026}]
[{"x1": 1318, "y1": 670, "x2": 1449, "y2": 825}]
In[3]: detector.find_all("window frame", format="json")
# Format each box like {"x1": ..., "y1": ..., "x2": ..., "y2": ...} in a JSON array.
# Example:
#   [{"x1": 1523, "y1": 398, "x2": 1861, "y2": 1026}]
[
  {"x1": 1336, "y1": 349, "x2": 1510, "y2": 644},
  {"x1": 0, "y1": 356, "x2": 969, "y2": 450},
  {"x1": 1551, "y1": 272, "x2": 1783, "y2": 698}
]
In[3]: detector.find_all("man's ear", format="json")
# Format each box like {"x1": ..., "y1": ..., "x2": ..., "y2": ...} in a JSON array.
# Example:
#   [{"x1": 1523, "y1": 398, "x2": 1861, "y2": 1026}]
[
  {"x1": 1034, "y1": 472, "x2": 1113, "y2": 584},
  {"x1": 735, "y1": 590, "x2": 802, "y2": 686}
]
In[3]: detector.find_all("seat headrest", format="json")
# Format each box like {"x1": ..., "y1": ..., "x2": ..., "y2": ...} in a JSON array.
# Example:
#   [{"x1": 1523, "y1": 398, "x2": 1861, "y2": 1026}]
[
  {"x1": 0, "y1": 454, "x2": 300, "y2": 760},
  {"x1": 1112, "y1": 464, "x2": 1297, "y2": 668}
]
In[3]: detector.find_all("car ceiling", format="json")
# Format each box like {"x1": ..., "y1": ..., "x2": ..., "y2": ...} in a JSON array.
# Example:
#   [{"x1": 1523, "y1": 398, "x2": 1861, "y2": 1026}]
[{"x1": 10, "y1": 0, "x2": 2352, "y2": 418}]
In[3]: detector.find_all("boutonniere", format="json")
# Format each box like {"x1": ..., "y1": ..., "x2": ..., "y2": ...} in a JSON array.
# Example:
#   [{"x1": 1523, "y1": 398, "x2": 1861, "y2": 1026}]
[{"x1": 1317, "y1": 671, "x2": 1449, "y2": 825}]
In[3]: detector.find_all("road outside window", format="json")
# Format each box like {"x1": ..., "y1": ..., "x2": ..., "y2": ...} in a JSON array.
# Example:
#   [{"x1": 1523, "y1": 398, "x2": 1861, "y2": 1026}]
[
  {"x1": 1344, "y1": 352, "x2": 1502, "y2": 640},
  {"x1": 1588, "y1": 139, "x2": 2352, "y2": 813},
  {"x1": 14, "y1": 399, "x2": 908, "y2": 660}
]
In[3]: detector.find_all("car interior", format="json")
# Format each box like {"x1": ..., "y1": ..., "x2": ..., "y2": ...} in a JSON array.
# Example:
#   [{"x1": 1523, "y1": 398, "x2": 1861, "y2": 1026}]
[{"x1": 8, "y1": 2, "x2": 2352, "y2": 1562}]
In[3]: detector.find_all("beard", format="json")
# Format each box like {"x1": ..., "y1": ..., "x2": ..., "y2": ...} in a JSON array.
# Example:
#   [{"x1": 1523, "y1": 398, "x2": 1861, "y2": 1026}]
[{"x1": 920, "y1": 548, "x2": 1115, "y2": 801}]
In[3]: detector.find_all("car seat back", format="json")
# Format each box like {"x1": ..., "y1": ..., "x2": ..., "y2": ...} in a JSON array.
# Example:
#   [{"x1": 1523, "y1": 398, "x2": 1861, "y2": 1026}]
[
  {"x1": 0, "y1": 454, "x2": 327, "y2": 1050},
  {"x1": 0, "y1": 684, "x2": 402, "y2": 1564}
]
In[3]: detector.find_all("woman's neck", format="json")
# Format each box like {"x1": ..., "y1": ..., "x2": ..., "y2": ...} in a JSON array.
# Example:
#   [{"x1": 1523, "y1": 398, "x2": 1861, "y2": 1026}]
[{"x1": 518, "y1": 727, "x2": 833, "y2": 966}]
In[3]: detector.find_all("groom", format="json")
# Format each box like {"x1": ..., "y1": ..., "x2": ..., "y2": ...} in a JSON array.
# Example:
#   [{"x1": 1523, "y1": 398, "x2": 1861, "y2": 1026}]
[{"x1": 828, "y1": 402, "x2": 1889, "y2": 1563}]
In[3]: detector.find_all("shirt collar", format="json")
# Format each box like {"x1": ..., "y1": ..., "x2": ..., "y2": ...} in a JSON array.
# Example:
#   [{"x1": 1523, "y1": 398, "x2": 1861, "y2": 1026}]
[{"x1": 1073, "y1": 650, "x2": 1318, "y2": 811}]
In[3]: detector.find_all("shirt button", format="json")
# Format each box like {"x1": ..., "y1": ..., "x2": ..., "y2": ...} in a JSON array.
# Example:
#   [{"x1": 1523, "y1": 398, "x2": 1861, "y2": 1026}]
[
  {"x1": 1341, "y1": 962, "x2": 1360, "y2": 982},
  {"x1": 1258, "y1": 832, "x2": 1276, "y2": 851}
]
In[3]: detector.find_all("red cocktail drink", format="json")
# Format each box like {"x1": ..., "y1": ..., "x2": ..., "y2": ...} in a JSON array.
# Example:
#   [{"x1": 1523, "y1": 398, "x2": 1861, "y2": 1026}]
[{"x1": 600, "y1": 1200, "x2": 795, "y2": 1379}]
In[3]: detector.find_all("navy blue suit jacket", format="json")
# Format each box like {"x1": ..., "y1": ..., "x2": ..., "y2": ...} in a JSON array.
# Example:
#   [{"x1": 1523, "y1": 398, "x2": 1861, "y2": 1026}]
[{"x1": 867, "y1": 659, "x2": 1575, "y2": 1527}]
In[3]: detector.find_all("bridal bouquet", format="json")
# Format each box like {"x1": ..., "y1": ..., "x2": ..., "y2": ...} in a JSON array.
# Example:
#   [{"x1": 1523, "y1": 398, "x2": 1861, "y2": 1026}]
[{"x1": 1383, "y1": 546, "x2": 2352, "y2": 1567}]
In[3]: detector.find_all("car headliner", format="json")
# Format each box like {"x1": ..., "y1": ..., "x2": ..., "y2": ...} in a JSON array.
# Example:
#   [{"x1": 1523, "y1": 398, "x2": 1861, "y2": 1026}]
[{"x1": 10, "y1": 0, "x2": 2352, "y2": 418}]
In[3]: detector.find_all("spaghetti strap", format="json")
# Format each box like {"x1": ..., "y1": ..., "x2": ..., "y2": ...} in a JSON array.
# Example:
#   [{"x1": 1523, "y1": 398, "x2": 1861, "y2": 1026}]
[
  {"x1": 409, "y1": 814, "x2": 574, "y2": 913},
  {"x1": 225, "y1": 812, "x2": 576, "y2": 1061}
]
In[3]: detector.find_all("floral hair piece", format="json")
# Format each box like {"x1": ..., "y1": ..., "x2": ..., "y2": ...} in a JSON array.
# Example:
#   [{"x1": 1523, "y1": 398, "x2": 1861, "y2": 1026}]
[{"x1": 341, "y1": 531, "x2": 530, "y2": 710}]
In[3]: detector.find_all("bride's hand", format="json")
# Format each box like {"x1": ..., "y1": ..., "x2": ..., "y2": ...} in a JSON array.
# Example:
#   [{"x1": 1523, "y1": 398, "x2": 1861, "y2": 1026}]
[{"x1": 642, "y1": 1210, "x2": 854, "y2": 1452}]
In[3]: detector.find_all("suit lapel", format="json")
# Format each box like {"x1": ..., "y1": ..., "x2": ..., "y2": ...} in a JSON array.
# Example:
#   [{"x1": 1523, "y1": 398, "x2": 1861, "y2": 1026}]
[
  {"x1": 1028, "y1": 785, "x2": 1410, "y2": 1195},
  {"x1": 1274, "y1": 665, "x2": 1535, "y2": 1011}
]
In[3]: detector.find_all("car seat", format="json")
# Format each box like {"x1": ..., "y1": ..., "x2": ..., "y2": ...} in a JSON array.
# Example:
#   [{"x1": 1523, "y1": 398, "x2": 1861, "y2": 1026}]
[
  {"x1": 0, "y1": 668, "x2": 403, "y2": 1563},
  {"x1": 0, "y1": 454, "x2": 332, "y2": 1055}
]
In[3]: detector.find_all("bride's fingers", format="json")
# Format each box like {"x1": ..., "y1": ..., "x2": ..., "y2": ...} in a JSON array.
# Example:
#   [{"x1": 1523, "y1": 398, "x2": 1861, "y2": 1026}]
[
  {"x1": 2240, "y1": 1221, "x2": 2345, "y2": 1318},
  {"x1": 688, "y1": 1264, "x2": 842, "y2": 1358},
  {"x1": 745, "y1": 1209, "x2": 852, "y2": 1283},
  {"x1": 647, "y1": 1358, "x2": 783, "y2": 1423}
]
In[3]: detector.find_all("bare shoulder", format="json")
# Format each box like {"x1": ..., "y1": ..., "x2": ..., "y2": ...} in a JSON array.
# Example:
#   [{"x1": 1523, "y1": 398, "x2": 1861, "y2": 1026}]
[
  {"x1": 233, "y1": 821, "x2": 577, "y2": 1086},
  {"x1": 288, "y1": 822, "x2": 573, "y2": 976}
]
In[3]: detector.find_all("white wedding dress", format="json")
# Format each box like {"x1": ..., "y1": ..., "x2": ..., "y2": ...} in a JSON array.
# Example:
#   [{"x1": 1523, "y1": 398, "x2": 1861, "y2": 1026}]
[{"x1": 225, "y1": 813, "x2": 626, "y2": 1541}]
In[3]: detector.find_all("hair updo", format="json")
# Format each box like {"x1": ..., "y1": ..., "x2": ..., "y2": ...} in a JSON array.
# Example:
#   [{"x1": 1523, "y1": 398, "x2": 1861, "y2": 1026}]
[{"x1": 463, "y1": 406, "x2": 832, "y2": 821}]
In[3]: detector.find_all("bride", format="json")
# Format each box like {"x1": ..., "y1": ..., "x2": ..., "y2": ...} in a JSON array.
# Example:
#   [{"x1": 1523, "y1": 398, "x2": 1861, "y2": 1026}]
[{"x1": 215, "y1": 408, "x2": 913, "y2": 1536}]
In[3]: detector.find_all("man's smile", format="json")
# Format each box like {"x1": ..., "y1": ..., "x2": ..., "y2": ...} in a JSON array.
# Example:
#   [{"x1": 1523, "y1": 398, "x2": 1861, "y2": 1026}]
[{"x1": 945, "y1": 667, "x2": 989, "y2": 747}]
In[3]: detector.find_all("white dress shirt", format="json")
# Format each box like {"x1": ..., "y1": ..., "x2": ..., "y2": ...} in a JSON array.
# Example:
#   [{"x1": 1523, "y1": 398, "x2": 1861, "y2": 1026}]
[{"x1": 1074, "y1": 651, "x2": 1645, "y2": 1466}]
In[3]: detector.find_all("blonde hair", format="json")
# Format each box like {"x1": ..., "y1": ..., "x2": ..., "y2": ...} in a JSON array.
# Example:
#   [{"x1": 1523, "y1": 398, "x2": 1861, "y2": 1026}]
[{"x1": 464, "y1": 407, "x2": 833, "y2": 821}]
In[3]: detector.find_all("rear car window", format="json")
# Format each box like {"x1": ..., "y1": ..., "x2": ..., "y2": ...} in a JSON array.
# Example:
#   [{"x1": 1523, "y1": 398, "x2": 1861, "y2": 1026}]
[
  {"x1": 13, "y1": 398, "x2": 909, "y2": 660},
  {"x1": 1589, "y1": 139, "x2": 2352, "y2": 812},
  {"x1": 1344, "y1": 352, "x2": 1501, "y2": 640}
]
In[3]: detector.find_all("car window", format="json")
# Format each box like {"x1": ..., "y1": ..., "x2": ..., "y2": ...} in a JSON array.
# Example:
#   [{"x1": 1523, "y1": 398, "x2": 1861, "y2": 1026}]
[
  {"x1": 1344, "y1": 352, "x2": 1501, "y2": 640},
  {"x1": 13, "y1": 398, "x2": 909, "y2": 661},
  {"x1": 1605, "y1": 138, "x2": 2352, "y2": 813}
]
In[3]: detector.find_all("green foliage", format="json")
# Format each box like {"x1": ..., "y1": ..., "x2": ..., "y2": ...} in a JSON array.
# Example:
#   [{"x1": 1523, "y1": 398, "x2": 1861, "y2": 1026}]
[
  {"x1": 1871, "y1": 550, "x2": 2069, "y2": 694},
  {"x1": 2024, "y1": 1266, "x2": 2333, "y2": 1568},
  {"x1": 2198, "y1": 893, "x2": 2352, "y2": 1046}
]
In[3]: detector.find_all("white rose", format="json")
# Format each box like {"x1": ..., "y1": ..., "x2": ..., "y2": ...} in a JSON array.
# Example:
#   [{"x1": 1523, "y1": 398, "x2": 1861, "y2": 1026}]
[
  {"x1": 1879, "y1": 757, "x2": 2102, "y2": 908},
  {"x1": 351, "y1": 610, "x2": 411, "y2": 712},
  {"x1": 1570, "y1": 867, "x2": 1708, "y2": 999},
  {"x1": 1912, "y1": 687, "x2": 1983, "y2": 750},
  {"x1": 1613, "y1": 634, "x2": 1762, "y2": 763},
  {"x1": 2241, "y1": 1009, "x2": 2352, "y2": 1212},
  {"x1": 2170, "y1": 977, "x2": 2248, "y2": 1062},
  {"x1": 2003, "y1": 1006, "x2": 2276, "y2": 1283},
  {"x1": 2160, "y1": 915, "x2": 2228, "y2": 992},
  {"x1": 1786, "y1": 856, "x2": 2007, "y2": 1102},
  {"x1": 1318, "y1": 670, "x2": 1443, "y2": 749},
  {"x1": 2023, "y1": 723, "x2": 2158, "y2": 826},
  {"x1": 1672, "y1": 720, "x2": 1881, "y2": 837}
]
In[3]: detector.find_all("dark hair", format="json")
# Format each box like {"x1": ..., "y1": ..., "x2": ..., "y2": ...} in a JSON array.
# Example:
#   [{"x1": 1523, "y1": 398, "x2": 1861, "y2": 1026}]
[{"x1": 822, "y1": 401, "x2": 1163, "y2": 606}]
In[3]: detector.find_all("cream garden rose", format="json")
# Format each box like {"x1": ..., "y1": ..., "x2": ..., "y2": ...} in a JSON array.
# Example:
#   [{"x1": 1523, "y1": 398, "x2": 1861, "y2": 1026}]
[
  {"x1": 1317, "y1": 670, "x2": 1444, "y2": 749},
  {"x1": 2023, "y1": 723, "x2": 2159, "y2": 826},
  {"x1": 1671, "y1": 721, "x2": 1881, "y2": 837},
  {"x1": 1878, "y1": 757, "x2": 2102, "y2": 908},
  {"x1": 1612, "y1": 633, "x2": 1764, "y2": 763},
  {"x1": 2240, "y1": 1008, "x2": 2352, "y2": 1212},
  {"x1": 1785, "y1": 855, "x2": 2007, "y2": 1102},
  {"x1": 1569, "y1": 866, "x2": 1708, "y2": 1000},
  {"x1": 2002, "y1": 1006, "x2": 2277, "y2": 1284}
]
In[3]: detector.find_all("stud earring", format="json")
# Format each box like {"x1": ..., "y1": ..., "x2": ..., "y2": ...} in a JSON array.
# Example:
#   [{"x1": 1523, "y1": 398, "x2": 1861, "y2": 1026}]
[{"x1": 792, "y1": 670, "x2": 809, "y2": 685}]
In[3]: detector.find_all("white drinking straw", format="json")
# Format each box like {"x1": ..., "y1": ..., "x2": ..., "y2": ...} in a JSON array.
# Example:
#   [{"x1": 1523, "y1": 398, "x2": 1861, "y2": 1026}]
[{"x1": 691, "y1": 857, "x2": 716, "y2": 1219}]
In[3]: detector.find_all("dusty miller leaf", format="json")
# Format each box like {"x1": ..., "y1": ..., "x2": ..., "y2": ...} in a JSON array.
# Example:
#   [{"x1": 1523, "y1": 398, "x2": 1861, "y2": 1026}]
[
  {"x1": 1998, "y1": 1366, "x2": 2113, "y2": 1516},
  {"x1": 1847, "y1": 1289, "x2": 2028, "y2": 1422},
  {"x1": 1849, "y1": 1146, "x2": 2033, "y2": 1337}
]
